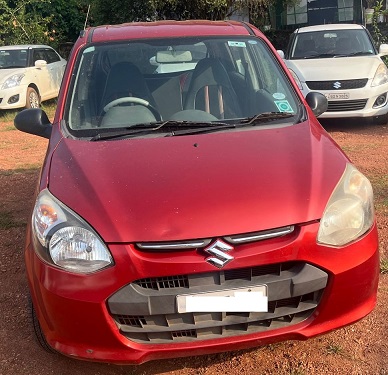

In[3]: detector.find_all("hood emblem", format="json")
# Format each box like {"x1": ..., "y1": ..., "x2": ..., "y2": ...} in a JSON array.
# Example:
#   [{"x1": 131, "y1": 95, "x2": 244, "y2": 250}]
[
  {"x1": 204, "y1": 239, "x2": 234, "y2": 269},
  {"x1": 333, "y1": 81, "x2": 342, "y2": 89}
]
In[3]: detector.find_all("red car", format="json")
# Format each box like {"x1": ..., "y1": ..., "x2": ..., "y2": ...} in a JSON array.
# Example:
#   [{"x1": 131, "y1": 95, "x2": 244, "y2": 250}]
[{"x1": 15, "y1": 20, "x2": 379, "y2": 364}]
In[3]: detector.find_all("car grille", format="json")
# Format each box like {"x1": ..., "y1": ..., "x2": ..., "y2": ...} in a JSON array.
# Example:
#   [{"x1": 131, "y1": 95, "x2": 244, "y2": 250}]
[
  {"x1": 107, "y1": 262, "x2": 328, "y2": 344},
  {"x1": 306, "y1": 79, "x2": 368, "y2": 90},
  {"x1": 327, "y1": 99, "x2": 368, "y2": 112}
]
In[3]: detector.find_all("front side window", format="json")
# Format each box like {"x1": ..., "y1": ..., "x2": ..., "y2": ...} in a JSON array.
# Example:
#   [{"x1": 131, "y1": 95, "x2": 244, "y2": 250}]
[{"x1": 65, "y1": 36, "x2": 300, "y2": 137}]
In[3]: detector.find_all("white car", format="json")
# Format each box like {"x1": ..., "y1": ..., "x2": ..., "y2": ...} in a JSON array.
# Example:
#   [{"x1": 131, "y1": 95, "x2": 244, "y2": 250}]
[
  {"x1": 0, "y1": 45, "x2": 66, "y2": 110},
  {"x1": 278, "y1": 24, "x2": 388, "y2": 123}
]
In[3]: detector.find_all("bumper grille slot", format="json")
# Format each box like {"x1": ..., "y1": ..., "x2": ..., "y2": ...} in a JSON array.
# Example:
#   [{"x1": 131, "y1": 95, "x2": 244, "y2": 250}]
[
  {"x1": 135, "y1": 275, "x2": 189, "y2": 290},
  {"x1": 327, "y1": 99, "x2": 367, "y2": 112},
  {"x1": 114, "y1": 293, "x2": 320, "y2": 343},
  {"x1": 108, "y1": 262, "x2": 328, "y2": 344},
  {"x1": 306, "y1": 78, "x2": 368, "y2": 90}
]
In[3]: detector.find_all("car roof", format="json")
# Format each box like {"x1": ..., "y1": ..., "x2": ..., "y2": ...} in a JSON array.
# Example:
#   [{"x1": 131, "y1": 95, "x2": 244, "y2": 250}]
[
  {"x1": 85, "y1": 20, "x2": 254, "y2": 43},
  {"x1": 0, "y1": 45, "x2": 54, "y2": 50},
  {"x1": 294, "y1": 23, "x2": 365, "y2": 34}
]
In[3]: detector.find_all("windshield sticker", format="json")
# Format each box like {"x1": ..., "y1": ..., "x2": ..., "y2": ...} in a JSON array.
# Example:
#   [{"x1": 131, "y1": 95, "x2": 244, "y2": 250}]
[
  {"x1": 274, "y1": 100, "x2": 294, "y2": 113},
  {"x1": 273, "y1": 93, "x2": 286, "y2": 100},
  {"x1": 83, "y1": 46, "x2": 95, "y2": 54},
  {"x1": 228, "y1": 41, "x2": 246, "y2": 48},
  {"x1": 248, "y1": 40, "x2": 258, "y2": 45}
]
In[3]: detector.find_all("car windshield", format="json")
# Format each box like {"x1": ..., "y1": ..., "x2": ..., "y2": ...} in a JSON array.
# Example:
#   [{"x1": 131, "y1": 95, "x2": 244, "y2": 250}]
[
  {"x1": 0, "y1": 49, "x2": 28, "y2": 68},
  {"x1": 290, "y1": 29, "x2": 376, "y2": 59},
  {"x1": 65, "y1": 36, "x2": 300, "y2": 137}
]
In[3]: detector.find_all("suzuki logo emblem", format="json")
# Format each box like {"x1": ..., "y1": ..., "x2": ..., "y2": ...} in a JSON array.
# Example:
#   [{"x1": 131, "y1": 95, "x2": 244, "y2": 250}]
[
  {"x1": 204, "y1": 240, "x2": 234, "y2": 268},
  {"x1": 333, "y1": 81, "x2": 342, "y2": 89}
]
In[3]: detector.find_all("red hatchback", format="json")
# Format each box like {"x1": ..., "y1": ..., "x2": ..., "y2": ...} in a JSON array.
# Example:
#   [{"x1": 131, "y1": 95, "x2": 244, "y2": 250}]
[{"x1": 15, "y1": 20, "x2": 379, "y2": 364}]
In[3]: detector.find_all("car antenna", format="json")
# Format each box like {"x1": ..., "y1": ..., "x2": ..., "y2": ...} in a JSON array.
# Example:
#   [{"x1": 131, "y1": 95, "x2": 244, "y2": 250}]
[{"x1": 83, "y1": 4, "x2": 91, "y2": 30}]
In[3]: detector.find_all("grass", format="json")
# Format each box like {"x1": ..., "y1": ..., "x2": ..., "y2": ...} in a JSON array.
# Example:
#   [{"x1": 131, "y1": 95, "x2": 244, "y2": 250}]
[
  {"x1": 0, "y1": 211, "x2": 26, "y2": 229},
  {"x1": 381, "y1": 259, "x2": 388, "y2": 274},
  {"x1": 326, "y1": 343, "x2": 344, "y2": 355},
  {"x1": 0, "y1": 125, "x2": 16, "y2": 132},
  {"x1": 0, "y1": 99, "x2": 57, "y2": 124},
  {"x1": 0, "y1": 168, "x2": 41, "y2": 176}
]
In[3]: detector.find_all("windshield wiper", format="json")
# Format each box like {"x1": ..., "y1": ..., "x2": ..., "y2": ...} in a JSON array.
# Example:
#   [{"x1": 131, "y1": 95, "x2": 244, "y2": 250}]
[
  {"x1": 303, "y1": 53, "x2": 336, "y2": 59},
  {"x1": 90, "y1": 120, "x2": 229, "y2": 141},
  {"x1": 166, "y1": 112, "x2": 295, "y2": 137},
  {"x1": 90, "y1": 113, "x2": 295, "y2": 140}
]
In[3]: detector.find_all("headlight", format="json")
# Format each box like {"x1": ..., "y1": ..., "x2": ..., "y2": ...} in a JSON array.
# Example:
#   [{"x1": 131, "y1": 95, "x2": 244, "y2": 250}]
[
  {"x1": 371, "y1": 63, "x2": 388, "y2": 87},
  {"x1": 317, "y1": 164, "x2": 375, "y2": 247},
  {"x1": 1, "y1": 73, "x2": 25, "y2": 89},
  {"x1": 32, "y1": 189, "x2": 113, "y2": 273},
  {"x1": 288, "y1": 69, "x2": 303, "y2": 90}
]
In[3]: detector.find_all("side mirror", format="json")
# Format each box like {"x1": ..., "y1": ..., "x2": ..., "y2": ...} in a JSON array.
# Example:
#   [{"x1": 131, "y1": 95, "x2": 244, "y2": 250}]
[
  {"x1": 305, "y1": 92, "x2": 328, "y2": 117},
  {"x1": 277, "y1": 50, "x2": 285, "y2": 59},
  {"x1": 379, "y1": 43, "x2": 388, "y2": 56},
  {"x1": 35, "y1": 59, "x2": 47, "y2": 68},
  {"x1": 14, "y1": 108, "x2": 52, "y2": 139}
]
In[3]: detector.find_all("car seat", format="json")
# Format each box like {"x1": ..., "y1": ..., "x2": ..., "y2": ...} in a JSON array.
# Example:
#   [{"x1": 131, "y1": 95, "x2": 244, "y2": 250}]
[
  {"x1": 99, "y1": 62, "x2": 159, "y2": 127},
  {"x1": 183, "y1": 58, "x2": 242, "y2": 119},
  {"x1": 100, "y1": 62, "x2": 156, "y2": 108}
]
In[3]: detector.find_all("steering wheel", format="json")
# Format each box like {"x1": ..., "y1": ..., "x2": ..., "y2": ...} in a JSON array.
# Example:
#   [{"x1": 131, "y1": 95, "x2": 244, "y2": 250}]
[{"x1": 103, "y1": 97, "x2": 162, "y2": 121}]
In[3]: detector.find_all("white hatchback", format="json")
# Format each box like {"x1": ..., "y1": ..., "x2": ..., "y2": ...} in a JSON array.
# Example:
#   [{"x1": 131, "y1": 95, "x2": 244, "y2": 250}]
[
  {"x1": 278, "y1": 24, "x2": 388, "y2": 123},
  {"x1": 0, "y1": 45, "x2": 66, "y2": 110}
]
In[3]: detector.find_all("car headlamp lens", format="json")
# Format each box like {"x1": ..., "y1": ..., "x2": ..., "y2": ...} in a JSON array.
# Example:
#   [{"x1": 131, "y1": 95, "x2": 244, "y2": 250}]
[
  {"x1": 317, "y1": 164, "x2": 375, "y2": 247},
  {"x1": 1, "y1": 73, "x2": 25, "y2": 89},
  {"x1": 371, "y1": 63, "x2": 388, "y2": 87},
  {"x1": 288, "y1": 69, "x2": 303, "y2": 90},
  {"x1": 32, "y1": 189, "x2": 113, "y2": 273},
  {"x1": 49, "y1": 227, "x2": 112, "y2": 273}
]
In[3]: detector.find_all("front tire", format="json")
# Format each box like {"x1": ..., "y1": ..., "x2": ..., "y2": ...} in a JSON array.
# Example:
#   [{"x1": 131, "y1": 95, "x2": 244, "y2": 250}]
[
  {"x1": 26, "y1": 87, "x2": 40, "y2": 109},
  {"x1": 28, "y1": 295, "x2": 57, "y2": 354}
]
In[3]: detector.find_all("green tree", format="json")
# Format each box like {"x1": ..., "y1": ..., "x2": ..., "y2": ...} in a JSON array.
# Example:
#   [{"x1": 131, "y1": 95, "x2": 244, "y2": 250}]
[
  {"x1": 90, "y1": 0, "x2": 300, "y2": 27},
  {"x1": 0, "y1": 0, "x2": 87, "y2": 47},
  {"x1": 0, "y1": 0, "x2": 52, "y2": 45}
]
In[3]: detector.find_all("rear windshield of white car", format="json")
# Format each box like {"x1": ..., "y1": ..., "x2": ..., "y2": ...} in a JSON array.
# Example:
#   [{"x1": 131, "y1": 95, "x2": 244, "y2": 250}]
[
  {"x1": 290, "y1": 29, "x2": 376, "y2": 59},
  {"x1": 65, "y1": 36, "x2": 301, "y2": 136}
]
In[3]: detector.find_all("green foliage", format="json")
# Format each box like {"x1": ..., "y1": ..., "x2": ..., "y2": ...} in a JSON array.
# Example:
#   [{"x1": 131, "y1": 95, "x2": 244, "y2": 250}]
[
  {"x1": 371, "y1": 0, "x2": 387, "y2": 46},
  {"x1": 90, "y1": 0, "x2": 299, "y2": 26},
  {"x1": 0, "y1": 0, "x2": 87, "y2": 48},
  {"x1": 0, "y1": 0, "x2": 52, "y2": 45}
]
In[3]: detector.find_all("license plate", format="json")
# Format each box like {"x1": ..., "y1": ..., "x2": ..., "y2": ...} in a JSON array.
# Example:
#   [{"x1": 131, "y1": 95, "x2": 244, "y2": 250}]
[
  {"x1": 176, "y1": 285, "x2": 268, "y2": 313},
  {"x1": 325, "y1": 92, "x2": 350, "y2": 100}
]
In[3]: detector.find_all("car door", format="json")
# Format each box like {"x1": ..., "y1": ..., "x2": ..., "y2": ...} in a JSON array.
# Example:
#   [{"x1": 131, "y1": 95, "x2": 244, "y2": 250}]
[
  {"x1": 44, "y1": 48, "x2": 66, "y2": 97},
  {"x1": 31, "y1": 48, "x2": 52, "y2": 99}
]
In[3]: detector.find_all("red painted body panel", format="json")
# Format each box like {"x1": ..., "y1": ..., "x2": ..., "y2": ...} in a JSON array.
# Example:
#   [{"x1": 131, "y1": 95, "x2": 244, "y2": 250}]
[{"x1": 48, "y1": 120, "x2": 347, "y2": 242}]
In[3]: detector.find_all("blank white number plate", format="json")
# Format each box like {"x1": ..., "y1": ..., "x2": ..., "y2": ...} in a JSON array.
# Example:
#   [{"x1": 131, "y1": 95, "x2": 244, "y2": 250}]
[{"x1": 177, "y1": 285, "x2": 268, "y2": 313}]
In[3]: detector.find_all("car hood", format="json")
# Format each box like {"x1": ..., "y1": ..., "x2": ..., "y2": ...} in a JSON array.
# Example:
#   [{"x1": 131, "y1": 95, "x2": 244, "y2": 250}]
[
  {"x1": 286, "y1": 56, "x2": 381, "y2": 82},
  {"x1": 48, "y1": 121, "x2": 347, "y2": 242},
  {"x1": 0, "y1": 68, "x2": 27, "y2": 82}
]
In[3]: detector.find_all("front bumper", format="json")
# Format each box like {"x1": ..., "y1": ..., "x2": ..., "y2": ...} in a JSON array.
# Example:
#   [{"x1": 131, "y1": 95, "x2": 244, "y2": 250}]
[
  {"x1": 0, "y1": 85, "x2": 28, "y2": 109},
  {"x1": 300, "y1": 82, "x2": 388, "y2": 119},
  {"x1": 26, "y1": 221, "x2": 379, "y2": 364}
]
